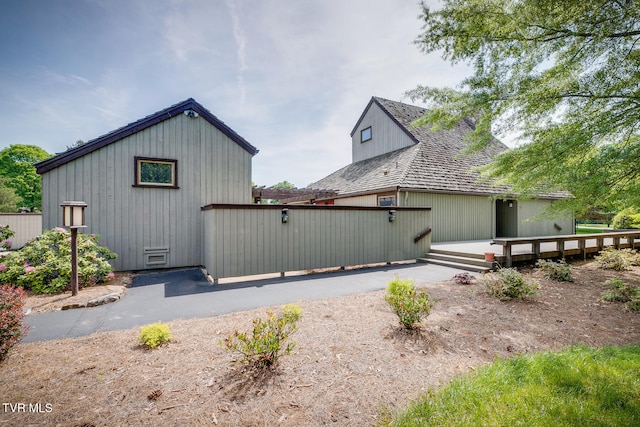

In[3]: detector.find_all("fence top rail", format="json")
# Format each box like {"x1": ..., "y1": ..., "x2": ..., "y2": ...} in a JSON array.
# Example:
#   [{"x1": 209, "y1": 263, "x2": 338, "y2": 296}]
[
  {"x1": 201, "y1": 203, "x2": 432, "y2": 212},
  {"x1": 492, "y1": 230, "x2": 640, "y2": 246}
]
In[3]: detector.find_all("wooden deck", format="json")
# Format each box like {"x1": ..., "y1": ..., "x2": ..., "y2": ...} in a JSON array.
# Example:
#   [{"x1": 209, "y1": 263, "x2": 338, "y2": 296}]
[{"x1": 432, "y1": 231, "x2": 640, "y2": 268}]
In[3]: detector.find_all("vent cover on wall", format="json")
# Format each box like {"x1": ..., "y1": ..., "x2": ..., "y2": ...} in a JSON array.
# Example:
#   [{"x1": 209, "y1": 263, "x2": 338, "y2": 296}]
[{"x1": 144, "y1": 247, "x2": 169, "y2": 266}]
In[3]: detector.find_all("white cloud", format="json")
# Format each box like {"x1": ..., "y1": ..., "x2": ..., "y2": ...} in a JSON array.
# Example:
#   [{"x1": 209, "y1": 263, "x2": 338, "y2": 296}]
[
  {"x1": 225, "y1": 0, "x2": 248, "y2": 104},
  {"x1": 0, "y1": 0, "x2": 472, "y2": 186}
]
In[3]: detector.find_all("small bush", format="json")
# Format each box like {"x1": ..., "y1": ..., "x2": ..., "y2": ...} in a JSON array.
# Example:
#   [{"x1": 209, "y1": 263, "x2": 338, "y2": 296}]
[
  {"x1": 0, "y1": 225, "x2": 14, "y2": 250},
  {"x1": 0, "y1": 225, "x2": 14, "y2": 242},
  {"x1": 0, "y1": 228, "x2": 117, "y2": 294},
  {"x1": 483, "y1": 268, "x2": 539, "y2": 301},
  {"x1": 0, "y1": 285, "x2": 27, "y2": 361},
  {"x1": 611, "y1": 207, "x2": 640, "y2": 229},
  {"x1": 452, "y1": 272, "x2": 475, "y2": 285},
  {"x1": 220, "y1": 304, "x2": 302, "y2": 369},
  {"x1": 139, "y1": 322, "x2": 173, "y2": 349},
  {"x1": 385, "y1": 277, "x2": 434, "y2": 329},
  {"x1": 601, "y1": 278, "x2": 640, "y2": 312},
  {"x1": 595, "y1": 247, "x2": 640, "y2": 271},
  {"x1": 536, "y1": 259, "x2": 573, "y2": 282}
]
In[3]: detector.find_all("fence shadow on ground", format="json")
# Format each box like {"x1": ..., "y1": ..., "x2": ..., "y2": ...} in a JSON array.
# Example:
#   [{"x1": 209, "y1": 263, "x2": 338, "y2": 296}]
[{"x1": 129, "y1": 264, "x2": 420, "y2": 298}]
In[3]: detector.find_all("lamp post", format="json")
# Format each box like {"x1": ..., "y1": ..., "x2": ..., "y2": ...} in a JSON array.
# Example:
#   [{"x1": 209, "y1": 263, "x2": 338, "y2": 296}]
[{"x1": 61, "y1": 201, "x2": 87, "y2": 296}]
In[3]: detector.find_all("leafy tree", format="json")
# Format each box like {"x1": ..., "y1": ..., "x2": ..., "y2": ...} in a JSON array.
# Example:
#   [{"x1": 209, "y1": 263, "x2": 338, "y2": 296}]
[
  {"x1": 66, "y1": 139, "x2": 85, "y2": 151},
  {"x1": 408, "y1": 0, "x2": 640, "y2": 215},
  {"x1": 0, "y1": 178, "x2": 20, "y2": 212},
  {"x1": 0, "y1": 145, "x2": 50, "y2": 211}
]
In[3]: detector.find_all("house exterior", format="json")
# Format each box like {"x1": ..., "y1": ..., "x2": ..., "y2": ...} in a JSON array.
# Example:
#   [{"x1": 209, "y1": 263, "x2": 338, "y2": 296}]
[
  {"x1": 307, "y1": 97, "x2": 574, "y2": 242},
  {"x1": 35, "y1": 98, "x2": 258, "y2": 271}
]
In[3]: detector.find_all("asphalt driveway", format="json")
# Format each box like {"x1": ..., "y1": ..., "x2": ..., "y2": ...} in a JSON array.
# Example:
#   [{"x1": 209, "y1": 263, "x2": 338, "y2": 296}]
[{"x1": 23, "y1": 263, "x2": 470, "y2": 343}]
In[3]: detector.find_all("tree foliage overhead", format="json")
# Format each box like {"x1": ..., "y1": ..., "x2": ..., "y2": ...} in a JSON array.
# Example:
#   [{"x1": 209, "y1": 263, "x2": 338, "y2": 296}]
[
  {"x1": 0, "y1": 145, "x2": 50, "y2": 211},
  {"x1": 408, "y1": 0, "x2": 640, "y2": 214}
]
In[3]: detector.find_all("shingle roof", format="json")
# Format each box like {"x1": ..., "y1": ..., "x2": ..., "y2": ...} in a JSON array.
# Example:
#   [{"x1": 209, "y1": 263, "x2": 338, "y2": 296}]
[
  {"x1": 308, "y1": 96, "x2": 515, "y2": 197},
  {"x1": 35, "y1": 98, "x2": 258, "y2": 174}
]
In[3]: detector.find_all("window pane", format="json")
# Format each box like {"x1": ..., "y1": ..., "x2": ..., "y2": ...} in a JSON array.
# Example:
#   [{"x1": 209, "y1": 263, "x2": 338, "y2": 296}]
[
  {"x1": 140, "y1": 161, "x2": 173, "y2": 184},
  {"x1": 361, "y1": 127, "x2": 372, "y2": 142},
  {"x1": 378, "y1": 196, "x2": 395, "y2": 206}
]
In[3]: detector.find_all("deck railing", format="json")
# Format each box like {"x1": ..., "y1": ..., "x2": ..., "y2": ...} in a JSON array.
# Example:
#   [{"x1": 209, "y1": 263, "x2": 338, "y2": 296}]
[{"x1": 492, "y1": 231, "x2": 640, "y2": 267}]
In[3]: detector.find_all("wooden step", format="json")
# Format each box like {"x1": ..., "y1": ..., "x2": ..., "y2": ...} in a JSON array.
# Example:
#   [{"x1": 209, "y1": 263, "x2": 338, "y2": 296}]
[{"x1": 417, "y1": 252, "x2": 495, "y2": 273}]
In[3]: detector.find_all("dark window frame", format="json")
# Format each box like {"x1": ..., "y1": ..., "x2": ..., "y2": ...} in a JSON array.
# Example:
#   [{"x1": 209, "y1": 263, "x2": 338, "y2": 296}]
[
  {"x1": 360, "y1": 126, "x2": 372, "y2": 143},
  {"x1": 133, "y1": 156, "x2": 179, "y2": 189}
]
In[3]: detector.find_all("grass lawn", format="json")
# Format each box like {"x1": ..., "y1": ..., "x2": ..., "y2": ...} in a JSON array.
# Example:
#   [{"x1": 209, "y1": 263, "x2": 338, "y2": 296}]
[
  {"x1": 576, "y1": 224, "x2": 608, "y2": 234},
  {"x1": 391, "y1": 345, "x2": 640, "y2": 426}
]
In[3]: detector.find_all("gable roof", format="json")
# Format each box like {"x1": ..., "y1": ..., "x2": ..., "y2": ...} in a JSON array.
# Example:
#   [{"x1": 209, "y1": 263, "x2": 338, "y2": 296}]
[
  {"x1": 35, "y1": 98, "x2": 258, "y2": 174},
  {"x1": 309, "y1": 96, "x2": 565, "y2": 199}
]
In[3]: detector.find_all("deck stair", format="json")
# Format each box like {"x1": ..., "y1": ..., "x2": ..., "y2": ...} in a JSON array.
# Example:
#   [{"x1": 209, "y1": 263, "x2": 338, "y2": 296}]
[{"x1": 418, "y1": 248, "x2": 496, "y2": 273}]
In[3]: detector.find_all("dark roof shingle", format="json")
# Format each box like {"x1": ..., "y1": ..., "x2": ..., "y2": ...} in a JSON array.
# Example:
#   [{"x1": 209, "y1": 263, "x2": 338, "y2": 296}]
[{"x1": 309, "y1": 97, "x2": 514, "y2": 196}]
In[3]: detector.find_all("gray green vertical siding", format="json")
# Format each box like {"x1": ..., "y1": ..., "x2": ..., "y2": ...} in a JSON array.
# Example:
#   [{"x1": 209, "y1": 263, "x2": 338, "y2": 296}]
[
  {"x1": 352, "y1": 103, "x2": 415, "y2": 163},
  {"x1": 41, "y1": 113, "x2": 252, "y2": 271},
  {"x1": 202, "y1": 205, "x2": 432, "y2": 280},
  {"x1": 403, "y1": 192, "x2": 493, "y2": 242},
  {"x1": 517, "y1": 199, "x2": 575, "y2": 236}
]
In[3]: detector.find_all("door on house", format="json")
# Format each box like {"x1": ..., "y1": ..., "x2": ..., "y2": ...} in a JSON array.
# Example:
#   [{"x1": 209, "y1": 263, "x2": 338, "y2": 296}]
[{"x1": 496, "y1": 199, "x2": 518, "y2": 237}]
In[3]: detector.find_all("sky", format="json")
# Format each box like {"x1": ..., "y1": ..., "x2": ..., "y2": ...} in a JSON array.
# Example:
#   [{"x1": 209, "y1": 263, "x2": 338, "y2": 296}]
[{"x1": 0, "y1": 0, "x2": 472, "y2": 188}]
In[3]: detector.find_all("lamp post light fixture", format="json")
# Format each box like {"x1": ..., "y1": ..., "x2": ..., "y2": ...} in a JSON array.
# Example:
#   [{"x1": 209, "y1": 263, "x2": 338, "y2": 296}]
[
  {"x1": 388, "y1": 210, "x2": 396, "y2": 223},
  {"x1": 281, "y1": 208, "x2": 289, "y2": 224},
  {"x1": 61, "y1": 201, "x2": 87, "y2": 296}
]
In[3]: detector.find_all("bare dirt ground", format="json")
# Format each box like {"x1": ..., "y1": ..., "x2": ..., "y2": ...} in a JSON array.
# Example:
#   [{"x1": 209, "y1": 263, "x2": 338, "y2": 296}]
[{"x1": 1, "y1": 260, "x2": 639, "y2": 426}]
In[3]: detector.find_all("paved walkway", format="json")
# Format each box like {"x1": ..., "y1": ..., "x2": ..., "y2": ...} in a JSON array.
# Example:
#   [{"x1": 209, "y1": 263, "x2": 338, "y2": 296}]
[{"x1": 23, "y1": 263, "x2": 469, "y2": 343}]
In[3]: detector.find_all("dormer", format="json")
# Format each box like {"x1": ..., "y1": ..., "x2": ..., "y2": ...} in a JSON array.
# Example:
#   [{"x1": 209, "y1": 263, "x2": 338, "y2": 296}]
[{"x1": 350, "y1": 97, "x2": 418, "y2": 163}]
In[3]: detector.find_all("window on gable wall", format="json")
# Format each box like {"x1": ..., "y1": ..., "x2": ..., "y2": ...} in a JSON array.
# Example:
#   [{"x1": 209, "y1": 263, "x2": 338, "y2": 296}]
[
  {"x1": 378, "y1": 195, "x2": 396, "y2": 206},
  {"x1": 133, "y1": 156, "x2": 179, "y2": 188},
  {"x1": 361, "y1": 126, "x2": 372, "y2": 142}
]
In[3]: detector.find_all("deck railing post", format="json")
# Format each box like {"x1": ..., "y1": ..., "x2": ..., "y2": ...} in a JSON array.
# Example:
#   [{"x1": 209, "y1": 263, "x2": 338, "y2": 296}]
[
  {"x1": 504, "y1": 244, "x2": 512, "y2": 267},
  {"x1": 558, "y1": 240, "x2": 565, "y2": 259},
  {"x1": 578, "y1": 238, "x2": 586, "y2": 259}
]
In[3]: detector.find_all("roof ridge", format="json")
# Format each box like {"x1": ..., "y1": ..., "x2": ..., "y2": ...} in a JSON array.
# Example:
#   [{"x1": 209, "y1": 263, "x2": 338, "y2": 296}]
[
  {"x1": 36, "y1": 98, "x2": 258, "y2": 174},
  {"x1": 397, "y1": 142, "x2": 423, "y2": 187}
]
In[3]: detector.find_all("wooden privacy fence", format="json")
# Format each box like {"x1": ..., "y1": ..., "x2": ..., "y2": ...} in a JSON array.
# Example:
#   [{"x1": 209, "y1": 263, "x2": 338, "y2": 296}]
[
  {"x1": 0, "y1": 213, "x2": 42, "y2": 249},
  {"x1": 202, "y1": 204, "x2": 432, "y2": 281}
]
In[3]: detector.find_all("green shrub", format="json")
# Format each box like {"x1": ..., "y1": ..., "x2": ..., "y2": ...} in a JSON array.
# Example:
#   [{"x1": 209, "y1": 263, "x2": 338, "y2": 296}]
[
  {"x1": 139, "y1": 322, "x2": 173, "y2": 349},
  {"x1": 536, "y1": 259, "x2": 573, "y2": 282},
  {"x1": 611, "y1": 207, "x2": 640, "y2": 229},
  {"x1": 595, "y1": 247, "x2": 640, "y2": 271},
  {"x1": 385, "y1": 277, "x2": 434, "y2": 330},
  {"x1": 220, "y1": 304, "x2": 302, "y2": 369},
  {"x1": 601, "y1": 278, "x2": 640, "y2": 312},
  {"x1": 627, "y1": 300, "x2": 640, "y2": 312},
  {"x1": 0, "y1": 285, "x2": 27, "y2": 362},
  {"x1": 0, "y1": 228, "x2": 117, "y2": 294},
  {"x1": 483, "y1": 268, "x2": 539, "y2": 301},
  {"x1": 0, "y1": 225, "x2": 14, "y2": 250}
]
